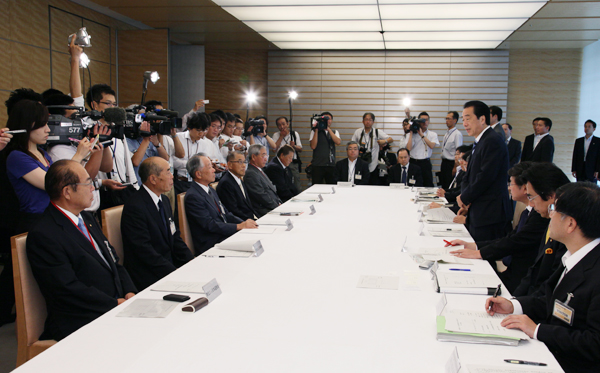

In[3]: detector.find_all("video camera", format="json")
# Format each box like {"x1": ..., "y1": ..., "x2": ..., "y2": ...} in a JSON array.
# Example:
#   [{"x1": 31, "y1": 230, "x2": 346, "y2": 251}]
[
  {"x1": 123, "y1": 105, "x2": 181, "y2": 139},
  {"x1": 408, "y1": 116, "x2": 426, "y2": 134},
  {"x1": 46, "y1": 106, "x2": 126, "y2": 147},
  {"x1": 311, "y1": 114, "x2": 328, "y2": 131},
  {"x1": 244, "y1": 118, "x2": 265, "y2": 137}
]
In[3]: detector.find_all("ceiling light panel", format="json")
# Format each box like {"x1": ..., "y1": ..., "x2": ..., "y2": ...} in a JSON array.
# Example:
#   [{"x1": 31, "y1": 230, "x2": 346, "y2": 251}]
[
  {"x1": 261, "y1": 32, "x2": 384, "y2": 42},
  {"x1": 221, "y1": 5, "x2": 380, "y2": 21},
  {"x1": 245, "y1": 20, "x2": 382, "y2": 32},
  {"x1": 385, "y1": 41, "x2": 501, "y2": 49},
  {"x1": 381, "y1": 19, "x2": 527, "y2": 32},
  {"x1": 379, "y1": 2, "x2": 547, "y2": 19},
  {"x1": 272, "y1": 41, "x2": 385, "y2": 49},
  {"x1": 384, "y1": 31, "x2": 512, "y2": 41}
]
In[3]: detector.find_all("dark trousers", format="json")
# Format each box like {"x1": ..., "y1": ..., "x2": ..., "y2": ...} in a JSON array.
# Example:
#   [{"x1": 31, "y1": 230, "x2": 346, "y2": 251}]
[
  {"x1": 411, "y1": 158, "x2": 434, "y2": 187},
  {"x1": 439, "y1": 158, "x2": 455, "y2": 190},
  {"x1": 312, "y1": 166, "x2": 335, "y2": 184},
  {"x1": 468, "y1": 222, "x2": 507, "y2": 243}
]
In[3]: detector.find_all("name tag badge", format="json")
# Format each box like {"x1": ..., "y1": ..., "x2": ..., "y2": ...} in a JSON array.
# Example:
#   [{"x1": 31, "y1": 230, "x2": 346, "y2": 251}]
[
  {"x1": 169, "y1": 219, "x2": 177, "y2": 235},
  {"x1": 553, "y1": 299, "x2": 574, "y2": 325},
  {"x1": 355, "y1": 174, "x2": 362, "y2": 180},
  {"x1": 409, "y1": 178, "x2": 416, "y2": 185},
  {"x1": 104, "y1": 240, "x2": 117, "y2": 263}
]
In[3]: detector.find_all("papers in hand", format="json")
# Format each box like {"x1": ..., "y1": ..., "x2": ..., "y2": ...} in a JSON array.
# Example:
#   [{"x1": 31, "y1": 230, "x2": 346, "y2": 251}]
[
  {"x1": 151, "y1": 281, "x2": 208, "y2": 294},
  {"x1": 116, "y1": 299, "x2": 178, "y2": 318},
  {"x1": 357, "y1": 275, "x2": 399, "y2": 290}
]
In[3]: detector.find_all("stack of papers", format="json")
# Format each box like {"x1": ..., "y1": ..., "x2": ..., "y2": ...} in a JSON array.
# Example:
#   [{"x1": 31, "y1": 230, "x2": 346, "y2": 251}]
[
  {"x1": 426, "y1": 225, "x2": 470, "y2": 237},
  {"x1": 403, "y1": 237, "x2": 472, "y2": 264},
  {"x1": 424, "y1": 208, "x2": 457, "y2": 223},
  {"x1": 436, "y1": 272, "x2": 501, "y2": 295},
  {"x1": 436, "y1": 316, "x2": 521, "y2": 346},
  {"x1": 202, "y1": 239, "x2": 258, "y2": 257}
]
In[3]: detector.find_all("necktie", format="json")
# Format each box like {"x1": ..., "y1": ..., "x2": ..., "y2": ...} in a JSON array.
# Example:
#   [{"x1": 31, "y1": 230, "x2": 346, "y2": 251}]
[
  {"x1": 503, "y1": 209, "x2": 530, "y2": 267},
  {"x1": 472, "y1": 140, "x2": 477, "y2": 152},
  {"x1": 239, "y1": 180, "x2": 246, "y2": 197},
  {"x1": 77, "y1": 217, "x2": 110, "y2": 267},
  {"x1": 209, "y1": 188, "x2": 227, "y2": 222},
  {"x1": 401, "y1": 166, "x2": 407, "y2": 185},
  {"x1": 157, "y1": 199, "x2": 168, "y2": 233}
]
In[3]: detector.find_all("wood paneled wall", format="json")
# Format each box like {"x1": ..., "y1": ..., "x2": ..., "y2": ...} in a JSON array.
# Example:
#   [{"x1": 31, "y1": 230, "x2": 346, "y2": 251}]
[
  {"x1": 506, "y1": 50, "x2": 582, "y2": 177},
  {"x1": 0, "y1": 0, "x2": 138, "y2": 126}
]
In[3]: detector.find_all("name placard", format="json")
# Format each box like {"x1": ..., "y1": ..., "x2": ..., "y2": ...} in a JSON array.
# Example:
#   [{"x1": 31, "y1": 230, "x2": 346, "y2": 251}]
[
  {"x1": 202, "y1": 278, "x2": 222, "y2": 303},
  {"x1": 331, "y1": 187, "x2": 336, "y2": 194},
  {"x1": 310, "y1": 205, "x2": 316, "y2": 215},
  {"x1": 318, "y1": 194, "x2": 324, "y2": 202},
  {"x1": 337, "y1": 181, "x2": 353, "y2": 187},
  {"x1": 285, "y1": 219, "x2": 294, "y2": 231},
  {"x1": 253, "y1": 240, "x2": 265, "y2": 257}
]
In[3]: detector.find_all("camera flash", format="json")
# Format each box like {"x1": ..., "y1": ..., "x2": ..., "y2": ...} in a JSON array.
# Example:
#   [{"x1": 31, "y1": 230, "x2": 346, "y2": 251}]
[
  {"x1": 403, "y1": 98, "x2": 411, "y2": 107},
  {"x1": 289, "y1": 91, "x2": 298, "y2": 100}
]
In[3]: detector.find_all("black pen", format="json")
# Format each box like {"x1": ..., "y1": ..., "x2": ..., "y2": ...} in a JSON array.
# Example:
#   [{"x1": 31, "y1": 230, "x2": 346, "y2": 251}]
[
  {"x1": 504, "y1": 359, "x2": 547, "y2": 366},
  {"x1": 488, "y1": 284, "x2": 501, "y2": 311}
]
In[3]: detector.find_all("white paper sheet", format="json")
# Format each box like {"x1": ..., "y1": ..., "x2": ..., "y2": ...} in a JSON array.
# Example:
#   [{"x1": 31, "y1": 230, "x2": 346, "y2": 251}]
[
  {"x1": 356, "y1": 275, "x2": 399, "y2": 290},
  {"x1": 116, "y1": 299, "x2": 178, "y2": 318},
  {"x1": 151, "y1": 281, "x2": 208, "y2": 293},
  {"x1": 237, "y1": 227, "x2": 276, "y2": 235},
  {"x1": 444, "y1": 315, "x2": 530, "y2": 340},
  {"x1": 437, "y1": 272, "x2": 500, "y2": 288},
  {"x1": 421, "y1": 254, "x2": 473, "y2": 265}
]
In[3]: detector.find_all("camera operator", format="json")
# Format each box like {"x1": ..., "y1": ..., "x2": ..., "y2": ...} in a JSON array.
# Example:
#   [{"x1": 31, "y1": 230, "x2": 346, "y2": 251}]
[
  {"x1": 126, "y1": 117, "x2": 170, "y2": 183},
  {"x1": 273, "y1": 116, "x2": 302, "y2": 191},
  {"x1": 205, "y1": 113, "x2": 227, "y2": 164},
  {"x1": 405, "y1": 111, "x2": 439, "y2": 187},
  {"x1": 218, "y1": 113, "x2": 239, "y2": 159},
  {"x1": 173, "y1": 112, "x2": 212, "y2": 195},
  {"x1": 439, "y1": 111, "x2": 463, "y2": 190},
  {"x1": 351, "y1": 112, "x2": 392, "y2": 185},
  {"x1": 248, "y1": 115, "x2": 276, "y2": 158},
  {"x1": 309, "y1": 112, "x2": 341, "y2": 184},
  {"x1": 397, "y1": 118, "x2": 411, "y2": 150}
]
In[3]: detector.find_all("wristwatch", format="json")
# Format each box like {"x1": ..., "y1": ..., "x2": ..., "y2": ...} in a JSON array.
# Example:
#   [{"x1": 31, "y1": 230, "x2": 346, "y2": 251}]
[{"x1": 155, "y1": 142, "x2": 161, "y2": 148}]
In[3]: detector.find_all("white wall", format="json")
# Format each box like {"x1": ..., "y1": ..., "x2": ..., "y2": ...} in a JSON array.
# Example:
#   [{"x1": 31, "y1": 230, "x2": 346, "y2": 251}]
[{"x1": 578, "y1": 40, "x2": 600, "y2": 138}]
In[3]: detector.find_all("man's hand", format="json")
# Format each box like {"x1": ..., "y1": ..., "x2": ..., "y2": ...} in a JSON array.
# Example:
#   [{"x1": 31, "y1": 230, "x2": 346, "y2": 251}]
[
  {"x1": 140, "y1": 121, "x2": 151, "y2": 133},
  {"x1": 90, "y1": 142, "x2": 104, "y2": 156},
  {"x1": 446, "y1": 239, "x2": 475, "y2": 249},
  {"x1": 125, "y1": 292, "x2": 135, "y2": 300},
  {"x1": 485, "y1": 296, "x2": 514, "y2": 315},
  {"x1": 92, "y1": 123, "x2": 111, "y2": 137},
  {"x1": 0, "y1": 128, "x2": 13, "y2": 151},
  {"x1": 449, "y1": 247, "x2": 481, "y2": 259},
  {"x1": 117, "y1": 298, "x2": 126, "y2": 305},
  {"x1": 73, "y1": 138, "x2": 94, "y2": 162},
  {"x1": 453, "y1": 215, "x2": 466, "y2": 224},
  {"x1": 237, "y1": 219, "x2": 259, "y2": 230},
  {"x1": 377, "y1": 139, "x2": 387, "y2": 146},
  {"x1": 456, "y1": 195, "x2": 465, "y2": 209},
  {"x1": 417, "y1": 127, "x2": 424, "y2": 138},
  {"x1": 193, "y1": 99, "x2": 205, "y2": 112},
  {"x1": 102, "y1": 179, "x2": 127, "y2": 190},
  {"x1": 501, "y1": 315, "x2": 537, "y2": 338},
  {"x1": 150, "y1": 135, "x2": 160, "y2": 147},
  {"x1": 69, "y1": 33, "x2": 83, "y2": 59},
  {"x1": 219, "y1": 138, "x2": 226, "y2": 147},
  {"x1": 436, "y1": 188, "x2": 445, "y2": 197},
  {"x1": 428, "y1": 202, "x2": 443, "y2": 209},
  {"x1": 404, "y1": 107, "x2": 410, "y2": 118}
]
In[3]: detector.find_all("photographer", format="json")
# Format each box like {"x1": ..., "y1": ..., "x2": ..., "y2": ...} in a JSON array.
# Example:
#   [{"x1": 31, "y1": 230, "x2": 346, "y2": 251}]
[
  {"x1": 405, "y1": 111, "x2": 439, "y2": 187},
  {"x1": 309, "y1": 112, "x2": 341, "y2": 184},
  {"x1": 181, "y1": 98, "x2": 206, "y2": 131},
  {"x1": 440, "y1": 111, "x2": 463, "y2": 190},
  {"x1": 273, "y1": 116, "x2": 302, "y2": 191},
  {"x1": 126, "y1": 122, "x2": 170, "y2": 183},
  {"x1": 205, "y1": 113, "x2": 227, "y2": 164},
  {"x1": 173, "y1": 112, "x2": 212, "y2": 195},
  {"x1": 247, "y1": 115, "x2": 276, "y2": 158},
  {"x1": 351, "y1": 112, "x2": 392, "y2": 185}
]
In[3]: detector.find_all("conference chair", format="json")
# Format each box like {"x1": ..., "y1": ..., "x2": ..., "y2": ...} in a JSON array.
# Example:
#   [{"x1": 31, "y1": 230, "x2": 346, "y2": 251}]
[
  {"x1": 11, "y1": 233, "x2": 56, "y2": 367},
  {"x1": 177, "y1": 193, "x2": 195, "y2": 255},
  {"x1": 101, "y1": 205, "x2": 125, "y2": 265}
]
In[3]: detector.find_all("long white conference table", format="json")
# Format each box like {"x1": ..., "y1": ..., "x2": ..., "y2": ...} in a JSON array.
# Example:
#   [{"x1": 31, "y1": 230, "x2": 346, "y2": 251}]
[{"x1": 13, "y1": 185, "x2": 563, "y2": 372}]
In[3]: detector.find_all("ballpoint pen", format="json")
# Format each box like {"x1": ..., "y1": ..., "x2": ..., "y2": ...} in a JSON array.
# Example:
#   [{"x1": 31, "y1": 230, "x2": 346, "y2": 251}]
[
  {"x1": 488, "y1": 284, "x2": 502, "y2": 311},
  {"x1": 504, "y1": 359, "x2": 547, "y2": 366}
]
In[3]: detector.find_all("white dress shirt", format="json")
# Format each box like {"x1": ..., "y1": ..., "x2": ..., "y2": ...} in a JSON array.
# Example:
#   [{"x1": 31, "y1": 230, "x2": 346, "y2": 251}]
[
  {"x1": 142, "y1": 184, "x2": 162, "y2": 211},
  {"x1": 533, "y1": 133, "x2": 550, "y2": 150},
  {"x1": 98, "y1": 138, "x2": 139, "y2": 189},
  {"x1": 409, "y1": 130, "x2": 439, "y2": 159},
  {"x1": 347, "y1": 158, "x2": 357, "y2": 183},
  {"x1": 272, "y1": 131, "x2": 303, "y2": 160},
  {"x1": 174, "y1": 131, "x2": 213, "y2": 178},
  {"x1": 351, "y1": 127, "x2": 390, "y2": 172},
  {"x1": 442, "y1": 128, "x2": 463, "y2": 160},
  {"x1": 584, "y1": 135, "x2": 593, "y2": 161}
]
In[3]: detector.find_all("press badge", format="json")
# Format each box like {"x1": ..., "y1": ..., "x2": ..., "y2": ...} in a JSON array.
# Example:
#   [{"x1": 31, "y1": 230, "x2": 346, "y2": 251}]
[
  {"x1": 355, "y1": 174, "x2": 362, "y2": 180},
  {"x1": 553, "y1": 293, "x2": 575, "y2": 325},
  {"x1": 169, "y1": 218, "x2": 177, "y2": 235},
  {"x1": 409, "y1": 178, "x2": 416, "y2": 185}
]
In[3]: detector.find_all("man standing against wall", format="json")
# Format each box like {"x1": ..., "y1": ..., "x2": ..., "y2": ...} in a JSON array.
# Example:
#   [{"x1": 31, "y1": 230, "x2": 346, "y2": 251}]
[
  {"x1": 406, "y1": 112, "x2": 439, "y2": 187},
  {"x1": 309, "y1": 112, "x2": 341, "y2": 184},
  {"x1": 572, "y1": 119, "x2": 600, "y2": 182},
  {"x1": 439, "y1": 111, "x2": 463, "y2": 190}
]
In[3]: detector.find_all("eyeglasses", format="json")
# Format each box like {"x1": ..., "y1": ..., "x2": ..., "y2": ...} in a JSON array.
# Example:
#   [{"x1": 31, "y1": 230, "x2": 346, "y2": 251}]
[
  {"x1": 97, "y1": 101, "x2": 117, "y2": 107},
  {"x1": 229, "y1": 160, "x2": 244, "y2": 164},
  {"x1": 210, "y1": 123, "x2": 221, "y2": 129},
  {"x1": 62, "y1": 180, "x2": 94, "y2": 190},
  {"x1": 526, "y1": 194, "x2": 540, "y2": 201}
]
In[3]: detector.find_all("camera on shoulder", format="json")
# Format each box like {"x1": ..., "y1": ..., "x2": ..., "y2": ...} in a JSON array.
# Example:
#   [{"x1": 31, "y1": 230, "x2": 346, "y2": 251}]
[
  {"x1": 244, "y1": 118, "x2": 264, "y2": 137},
  {"x1": 409, "y1": 116, "x2": 426, "y2": 134},
  {"x1": 311, "y1": 114, "x2": 328, "y2": 131}
]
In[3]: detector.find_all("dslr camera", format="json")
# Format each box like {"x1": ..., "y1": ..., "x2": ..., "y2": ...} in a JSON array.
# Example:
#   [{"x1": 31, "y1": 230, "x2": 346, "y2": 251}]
[
  {"x1": 245, "y1": 118, "x2": 265, "y2": 137},
  {"x1": 409, "y1": 116, "x2": 426, "y2": 134},
  {"x1": 311, "y1": 114, "x2": 328, "y2": 131}
]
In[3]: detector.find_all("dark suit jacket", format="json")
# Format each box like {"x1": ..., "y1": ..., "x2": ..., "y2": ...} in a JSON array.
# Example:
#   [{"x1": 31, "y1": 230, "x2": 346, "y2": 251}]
[
  {"x1": 521, "y1": 134, "x2": 555, "y2": 163},
  {"x1": 27, "y1": 204, "x2": 136, "y2": 341},
  {"x1": 513, "y1": 227, "x2": 567, "y2": 297},
  {"x1": 571, "y1": 135, "x2": 600, "y2": 181},
  {"x1": 185, "y1": 182, "x2": 242, "y2": 255},
  {"x1": 461, "y1": 127, "x2": 511, "y2": 230},
  {"x1": 388, "y1": 163, "x2": 423, "y2": 186},
  {"x1": 492, "y1": 123, "x2": 506, "y2": 142},
  {"x1": 264, "y1": 157, "x2": 300, "y2": 202},
  {"x1": 333, "y1": 158, "x2": 370, "y2": 185},
  {"x1": 216, "y1": 171, "x2": 256, "y2": 221},
  {"x1": 478, "y1": 209, "x2": 549, "y2": 293},
  {"x1": 445, "y1": 170, "x2": 464, "y2": 203},
  {"x1": 518, "y1": 242, "x2": 600, "y2": 373},
  {"x1": 507, "y1": 137, "x2": 522, "y2": 169},
  {"x1": 244, "y1": 164, "x2": 281, "y2": 217},
  {"x1": 121, "y1": 187, "x2": 193, "y2": 290}
]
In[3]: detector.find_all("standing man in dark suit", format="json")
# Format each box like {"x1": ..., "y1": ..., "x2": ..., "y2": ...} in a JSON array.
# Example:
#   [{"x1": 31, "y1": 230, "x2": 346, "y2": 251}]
[
  {"x1": 489, "y1": 105, "x2": 507, "y2": 142},
  {"x1": 502, "y1": 123, "x2": 522, "y2": 169},
  {"x1": 521, "y1": 117, "x2": 555, "y2": 163},
  {"x1": 572, "y1": 119, "x2": 600, "y2": 182},
  {"x1": 457, "y1": 100, "x2": 511, "y2": 242},
  {"x1": 486, "y1": 182, "x2": 600, "y2": 373},
  {"x1": 264, "y1": 145, "x2": 299, "y2": 202},
  {"x1": 121, "y1": 157, "x2": 194, "y2": 290},
  {"x1": 333, "y1": 141, "x2": 370, "y2": 185},
  {"x1": 185, "y1": 154, "x2": 257, "y2": 255},
  {"x1": 216, "y1": 151, "x2": 257, "y2": 220},
  {"x1": 27, "y1": 160, "x2": 136, "y2": 341},
  {"x1": 244, "y1": 144, "x2": 282, "y2": 217},
  {"x1": 388, "y1": 148, "x2": 423, "y2": 186}
]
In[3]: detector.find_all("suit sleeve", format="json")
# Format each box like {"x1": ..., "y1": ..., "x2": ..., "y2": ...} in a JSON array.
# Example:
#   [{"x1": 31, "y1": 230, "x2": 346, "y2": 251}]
[
  {"x1": 540, "y1": 137, "x2": 555, "y2": 163},
  {"x1": 572, "y1": 140, "x2": 579, "y2": 172},
  {"x1": 217, "y1": 181, "x2": 244, "y2": 220},
  {"x1": 185, "y1": 192, "x2": 238, "y2": 236},
  {"x1": 361, "y1": 162, "x2": 371, "y2": 184},
  {"x1": 333, "y1": 162, "x2": 341, "y2": 183},
  {"x1": 121, "y1": 203, "x2": 178, "y2": 279},
  {"x1": 460, "y1": 136, "x2": 507, "y2": 206},
  {"x1": 265, "y1": 165, "x2": 294, "y2": 202},
  {"x1": 389, "y1": 166, "x2": 399, "y2": 183},
  {"x1": 245, "y1": 170, "x2": 279, "y2": 209}
]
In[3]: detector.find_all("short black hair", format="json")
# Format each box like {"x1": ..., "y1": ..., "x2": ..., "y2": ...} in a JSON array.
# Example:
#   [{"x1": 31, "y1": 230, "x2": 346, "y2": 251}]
[
  {"x1": 209, "y1": 113, "x2": 222, "y2": 125},
  {"x1": 45, "y1": 160, "x2": 81, "y2": 200},
  {"x1": 363, "y1": 112, "x2": 375, "y2": 121},
  {"x1": 539, "y1": 117, "x2": 552, "y2": 130},
  {"x1": 5, "y1": 88, "x2": 42, "y2": 116},
  {"x1": 255, "y1": 114, "x2": 268, "y2": 126},
  {"x1": 211, "y1": 109, "x2": 226, "y2": 123},
  {"x1": 464, "y1": 100, "x2": 490, "y2": 126},
  {"x1": 462, "y1": 151, "x2": 471, "y2": 162},
  {"x1": 275, "y1": 116, "x2": 288, "y2": 126},
  {"x1": 86, "y1": 84, "x2": 116, "y2": 109},
  {"x1": 448, "y1": 111, "x2": 459, "y2": 121},
  {"x1": 277, "y1": 144, "x2": 294, "y2": 158},
  {"x1": 508, "y1": 161, "x2": 533, "y2": 187},
  {"x1": 503, "y1": 123, "x2": 513, "y2": 131},
  {"x1": 418, "y1": 112, "x2": 429, "y2": 119},
  {"x1": 397, "y1": 147, "x2": 410, "y2": 157},
  {"x1": 321, "y1": 111, "x2": 333, "y2": 119},
  {"x1": 522, "y1": 162, "x2": 570, "y2": 201},
  {"x1": 225, "y1": 112, "x2": 236, "y2": 123},
  {"x1": 143, "y1": 100, "x2": 163, "y2": 109},
  {"x1": 41, "y1": 88, "x2": 64, "y2": 102},
  {"x1": 187, "y1": 112, "x2": 210, "y2": 131},
  {"x1": 490, "y1": 106, "x2": 503, "y2": 122},
  {"x1": 138, "y1": 157, "x2": 165, "y2": 184},
  {"x1": 585, "y1": 119, "x2": 597, "y2": 129},
  {"x1": 555, "y1": 182, "x2": 600, "y2": 239},
  {"x1": 456, "y1": 144, "x2": 472, "y2": 154},
  {"x1": 44, "y1": 94, "x2": 75, "y2": 115}
]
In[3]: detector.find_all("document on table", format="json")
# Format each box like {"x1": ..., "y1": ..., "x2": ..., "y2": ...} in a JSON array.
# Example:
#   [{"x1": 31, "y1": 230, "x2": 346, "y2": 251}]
[
  {"x1": 444, "y1": 315, "x2": 530, "y2": 340},
  {"x1": 437, "y1": 272, "x2": 499, "y2": 288},
  {"x1": 467, "y1": 365, "x2": 561, "y2": 373},
  {"x1": 237, "y1": 226, "x2": 276, "y2": 235},
  {"x1": 424, "y1": 208, "x2": 457, "y2": 223},
  {"x1": 426, "y1": 225, "x2": 471, "y2": 237},
  {"x1": 357, "y1": 275, "x2": 399, "y2": 290},
  {"x1": 421, "y1": 254, "x2": 473, "y2": 265},
  {"x1": 291, "y1": 196, "x2": 320, "y2": 202},
  {"x1": 444, "y1": 309, "x2": 505, "y2": 320},
  {"x1": 257, "y1": 217, "x2": 290, "y2": 226},
  {"x1": 151, "y1": 281, "x2": 208, "y2": 293},
  {"x1": 412, "y1": 246, "x2": 463, "y2": 255},
  {"x1": 116, "y1": 299, "x2": 179, "y2": 318},
  {"x1": 202, "y1": 248, "x2": 254, "y2": 258}
]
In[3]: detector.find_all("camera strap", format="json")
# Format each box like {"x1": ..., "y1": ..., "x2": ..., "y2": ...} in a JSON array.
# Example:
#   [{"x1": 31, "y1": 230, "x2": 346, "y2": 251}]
[{"x1": 359, "y1": 129, "x2": 377, "y2": 152}]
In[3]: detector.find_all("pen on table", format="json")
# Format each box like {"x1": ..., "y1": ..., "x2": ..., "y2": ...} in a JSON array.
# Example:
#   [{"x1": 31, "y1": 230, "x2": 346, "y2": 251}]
[
  {"x1": 504, "y1": 359, "x2": 547, "y2": 366},
  {"x1": 488, "y1": 284, "x2": 502, "y2": 311},
  {"x1": 449, "y1": 268, "x2": 471, "y2": 271}
]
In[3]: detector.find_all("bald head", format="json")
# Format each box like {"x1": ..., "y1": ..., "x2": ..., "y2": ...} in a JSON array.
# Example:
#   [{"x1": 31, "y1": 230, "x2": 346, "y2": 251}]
[{"x1": 45, "y1": 159, "x2": 84, "y2": 201}]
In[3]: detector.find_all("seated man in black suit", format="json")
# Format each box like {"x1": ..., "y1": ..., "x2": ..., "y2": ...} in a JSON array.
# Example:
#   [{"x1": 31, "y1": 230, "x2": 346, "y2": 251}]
[
  {"x1": 333, "y1": 141, "x2": 370, "y2": 185},
  {"x1": 487, "y1": 182, "x2": 600, "y2": 373},
  {"x1": 388, "y1": 148, "x2": 423, "y2": 186},
  {"x1": 121, "y1": 157, "x2": 194, "y2": 290},
  {"x1": 216, "y1": 151, "x2": 257, "y2": 220},
  {"x1": 521, "y1": 117, "x2": 554, "y2": 163},
  {"x1": 264, "y1": 145, "x2": 300, "y2": 202},
  {"x1": 449, "y1": 162, "x2": 549, "y2": 293},
  {"x1": 244, "y1": 144, "x2": 282, "y2": 217},
  {"x1": 185, "y1": 153, "x2": 257, "y2": 255},
  {"x1": 572, "y1": 119, "x2": 600, "y2": 183},
  {"x1": 27, "y1": 160, "x2": 137, "y2": 341},
  {"x1": 502, "y1": 123, "x2": 521, "y2": 169},
  {"x1": 436, "y1": 144, "x2": 472, "y2": 201}
]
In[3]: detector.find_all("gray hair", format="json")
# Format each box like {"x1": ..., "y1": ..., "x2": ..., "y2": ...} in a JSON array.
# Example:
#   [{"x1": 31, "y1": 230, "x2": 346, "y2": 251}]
[
  {"x1": 226, "y1": 150, "x2": 245, "y2": 163},
  {"x1": 248, "y1": 144, "x2": 264, "y2": 159},
  {"x1": 186, "y1": 152, "x2": 207, "y2": 180},
  {"x1": 346, "y1": 141, "x2": 359, "y2": 150}
]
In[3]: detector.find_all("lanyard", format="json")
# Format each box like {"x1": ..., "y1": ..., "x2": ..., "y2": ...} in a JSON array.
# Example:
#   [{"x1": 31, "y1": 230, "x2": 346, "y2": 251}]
[{"x1": 51, "y1": 202, "x2": 95, "y2": 249}]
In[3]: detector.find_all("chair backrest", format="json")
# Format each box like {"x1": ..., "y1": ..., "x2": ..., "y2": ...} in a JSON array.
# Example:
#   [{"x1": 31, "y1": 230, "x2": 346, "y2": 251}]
[
  {"x1": 12, "y1": 233, "x2": 46, "y2": 347},
  {"x1": 101, "y1": 205, "x2": 124, "y2": 264},
  {"x1": 178, "y1": 193, "x2": 195, "y2": 256}
]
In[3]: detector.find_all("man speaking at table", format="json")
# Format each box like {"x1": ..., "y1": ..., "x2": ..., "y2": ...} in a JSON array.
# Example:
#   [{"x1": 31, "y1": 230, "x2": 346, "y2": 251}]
[
  {"x1": 457, "y1": 100, "x2": 511, "y2": 242},
  {"x1": 486, "y1": 182, "x2": 600, "y2": 373},
  {"x1": 121, "y1": 157, "x2": 194, "y2": 290},
  {"x1": 27, "y1": 160, "x2": 137, "y2": 341}
]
